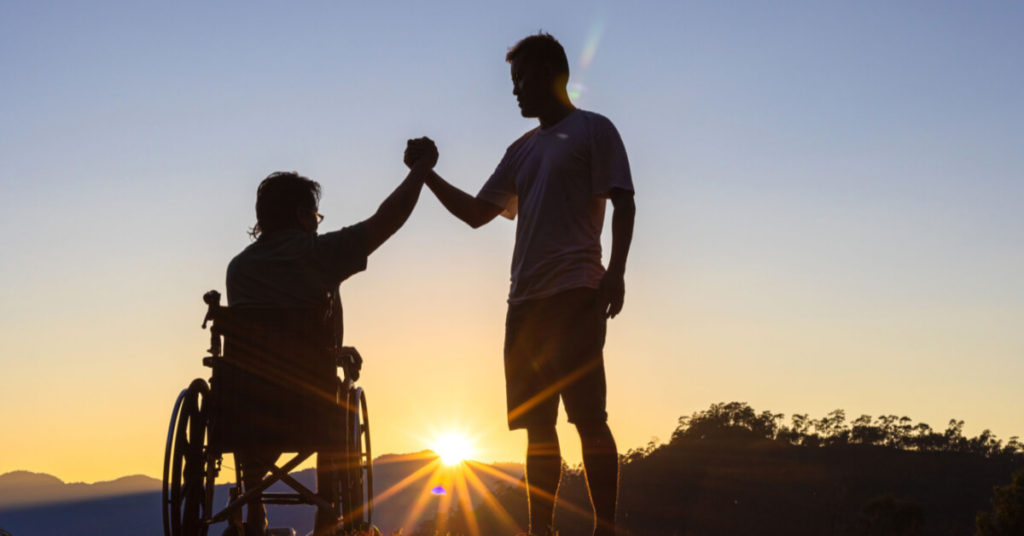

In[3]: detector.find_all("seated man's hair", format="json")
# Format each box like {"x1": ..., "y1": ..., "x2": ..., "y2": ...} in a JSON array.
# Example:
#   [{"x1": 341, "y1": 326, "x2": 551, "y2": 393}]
[
  {"x1": 250, "y1": 171, "x2": 321, "y2": 239},
  {"x1": 506, "y1": 32, "x2": 570, "y2": 77}
]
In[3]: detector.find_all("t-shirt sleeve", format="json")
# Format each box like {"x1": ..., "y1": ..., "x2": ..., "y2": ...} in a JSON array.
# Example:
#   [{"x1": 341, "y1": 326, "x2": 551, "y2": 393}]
[
  {"x1": 590, "y1": 115, "x2": 634, "y2": 197},
  {"x1": 477, "y1": 146, "x2": 519, "y2": 220},
  {"x1": 314, "y1": 222, "x2": 370, "y2": 284}
]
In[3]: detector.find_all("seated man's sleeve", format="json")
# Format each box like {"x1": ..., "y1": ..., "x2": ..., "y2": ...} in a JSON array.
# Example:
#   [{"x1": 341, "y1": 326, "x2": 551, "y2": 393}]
[
  {"x1": 314, "y1": 222, "x2": 370, "y2": 284},
  {"x1": 590, "y1": 115, "x2": 634, "y2": 196}
]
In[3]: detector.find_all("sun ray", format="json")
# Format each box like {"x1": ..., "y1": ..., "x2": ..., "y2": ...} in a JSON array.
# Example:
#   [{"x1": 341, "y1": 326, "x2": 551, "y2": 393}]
[
  {"x1": 506, "y1": 358, "x2": 600, "y2": 425},
  {"x1": 400, "y1": 463, "x2": 446, "y2": 531},
  {"x1": 462, "y1": 464, "x2": 522, "y2": 534},
  {"x1": 435, "y1": 468, "x2": 454, "y2": 535},
  {"x1": 370, "y1": 457, "x2": 440, "y2": 507},
  {"x1": 465, "y1": 460, "x2": 595, "y2": 520},
  {"x1": 454, "y1": 467, "x2": 481, "y2": 536}
]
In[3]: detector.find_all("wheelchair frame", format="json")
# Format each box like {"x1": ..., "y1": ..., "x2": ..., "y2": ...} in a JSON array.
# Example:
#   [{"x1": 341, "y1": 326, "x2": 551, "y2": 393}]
[{"x1": 162, "y1": 292, "x2": 374, "y2": 536}]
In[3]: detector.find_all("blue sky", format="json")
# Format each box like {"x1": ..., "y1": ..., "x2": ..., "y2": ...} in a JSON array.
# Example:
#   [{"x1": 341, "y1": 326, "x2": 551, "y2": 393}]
[{"x1": 1, "y1": 1, "x2": 1022, "y2": 481}]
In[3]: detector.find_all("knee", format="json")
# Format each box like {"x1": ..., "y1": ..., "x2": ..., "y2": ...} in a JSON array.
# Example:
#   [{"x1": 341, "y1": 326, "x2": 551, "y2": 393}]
[
  {"x1": 527, "y1": 425, "x2": 558, "y2": 443},
  {"x1": 577, "y1": 422, "x2": 618, "y2": 455},
  {"x1": 526, "y1": 425, "x2": 560, "y2": 456},
  {"x1": 575, "y1": 420, "x2": 611, "y2": 440}
]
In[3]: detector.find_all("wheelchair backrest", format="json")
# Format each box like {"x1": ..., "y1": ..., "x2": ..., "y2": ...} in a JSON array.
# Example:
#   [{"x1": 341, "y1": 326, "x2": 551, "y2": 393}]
[{"x1": 201, "y1": 293, "x2": 343, "y2": 452}]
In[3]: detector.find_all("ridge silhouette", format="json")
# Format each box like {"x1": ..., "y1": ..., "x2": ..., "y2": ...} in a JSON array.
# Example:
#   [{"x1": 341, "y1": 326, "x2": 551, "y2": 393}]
[{"x1": 411, "y1": 402, "x2": 1024, "y2": 536}]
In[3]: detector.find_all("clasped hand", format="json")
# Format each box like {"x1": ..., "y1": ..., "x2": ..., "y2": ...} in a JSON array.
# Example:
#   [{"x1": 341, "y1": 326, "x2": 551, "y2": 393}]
[{"x1": 404, "y1": 136, "x2": 438, "y2": 169}]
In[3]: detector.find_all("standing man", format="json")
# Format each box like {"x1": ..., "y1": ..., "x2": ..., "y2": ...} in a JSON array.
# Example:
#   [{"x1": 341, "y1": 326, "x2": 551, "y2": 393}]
[{"x1": 411, "y1": 33, "x2": 635, "y2": 536}]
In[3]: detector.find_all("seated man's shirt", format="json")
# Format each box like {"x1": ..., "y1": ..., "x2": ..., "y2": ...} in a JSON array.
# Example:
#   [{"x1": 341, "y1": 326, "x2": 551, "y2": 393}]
[
  {"x1": 226, "y1": 224, "x2": 369, "y2": 341},
  {"x1": 477, "y1": 109, "x2": 634, "y2": 303},
  {"x1": 220, "y1": 223, "x2": 368, "y2": 450}
]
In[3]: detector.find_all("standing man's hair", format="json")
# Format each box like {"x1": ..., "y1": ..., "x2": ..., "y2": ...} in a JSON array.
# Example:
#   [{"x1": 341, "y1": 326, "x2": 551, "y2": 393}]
[
  {"x1": 506, "y1": 32, "x2": 570, "y2": 77},
  {"x1": 250, "y1": 171, "x2": 321, "y2": 239}
]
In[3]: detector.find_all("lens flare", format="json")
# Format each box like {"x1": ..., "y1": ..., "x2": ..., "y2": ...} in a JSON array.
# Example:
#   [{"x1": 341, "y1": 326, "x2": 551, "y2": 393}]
[
  {"x1": 568, "y1": 82, "x2": 587, "y2": 102},
  {"x1": 580, "y1": 19, "x2": 605, "y2": 69},
  {"x1": 430, "y1": 485, "x2": 447, "y2": 496}
]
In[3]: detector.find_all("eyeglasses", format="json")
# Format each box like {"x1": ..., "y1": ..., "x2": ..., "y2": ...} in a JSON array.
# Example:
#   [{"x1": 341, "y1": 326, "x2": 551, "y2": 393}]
[{"x1": 314, "y1": 211, "x2": 325, "y2": 224}]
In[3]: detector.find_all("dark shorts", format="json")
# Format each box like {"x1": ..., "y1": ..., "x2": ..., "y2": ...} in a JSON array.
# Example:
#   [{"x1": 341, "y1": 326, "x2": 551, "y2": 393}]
[{"x1": 504, "y1": 287, "x2": 608, "y2": 430}]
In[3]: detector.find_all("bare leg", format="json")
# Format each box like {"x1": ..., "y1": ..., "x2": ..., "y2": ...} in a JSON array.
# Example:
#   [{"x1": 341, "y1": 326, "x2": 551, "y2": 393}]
[
  {"x1": 577, "y1": 421, "x2": 618, "y2": 536},
  {"x1": 526, "y1": 425, "x2": 562, "y2": 536}
]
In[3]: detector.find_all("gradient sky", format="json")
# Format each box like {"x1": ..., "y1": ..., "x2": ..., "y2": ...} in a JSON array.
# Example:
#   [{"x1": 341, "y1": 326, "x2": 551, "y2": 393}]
[{"x1": 1, "y1": 1, "x2": 1022, "y2": 483}]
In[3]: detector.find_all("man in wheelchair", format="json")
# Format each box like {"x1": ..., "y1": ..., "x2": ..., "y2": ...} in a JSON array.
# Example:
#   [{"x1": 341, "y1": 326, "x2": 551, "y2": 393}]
[{"x1": 221, "y1": 143, "x2": 437, "y2": 536}]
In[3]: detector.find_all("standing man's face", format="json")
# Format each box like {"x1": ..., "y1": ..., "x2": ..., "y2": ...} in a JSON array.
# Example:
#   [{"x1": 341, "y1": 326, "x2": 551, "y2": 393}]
[{"x1": 510, "y1": 57, "x2": 550, "y2": 118}]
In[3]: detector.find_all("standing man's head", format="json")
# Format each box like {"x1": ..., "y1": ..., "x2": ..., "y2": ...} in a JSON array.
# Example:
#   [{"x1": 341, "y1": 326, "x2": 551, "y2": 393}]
[
  {"x1": 506, "y1": 32, "x2": 573, "y2": 118},
  {"x1": 250, "y1": 171, "x2": 323, "y2": 239}
]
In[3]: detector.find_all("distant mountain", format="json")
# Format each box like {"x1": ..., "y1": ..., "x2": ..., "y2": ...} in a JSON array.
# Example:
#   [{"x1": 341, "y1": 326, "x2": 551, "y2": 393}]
[
  {"x1": 0, "y1": 453, "x2": 522, "y2": 536},
  {"x1": 0, "y1": 470, "x2": 161, "y2": 509}
]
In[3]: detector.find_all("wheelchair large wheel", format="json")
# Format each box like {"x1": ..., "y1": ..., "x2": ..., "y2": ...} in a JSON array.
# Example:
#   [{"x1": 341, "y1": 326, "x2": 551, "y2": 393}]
[
  {"x1": 339, "y1": 386, "x2": 374, "y2": 531},
  {"x1": 163, "y1": 379, "x2": 213, "y2": 536}
]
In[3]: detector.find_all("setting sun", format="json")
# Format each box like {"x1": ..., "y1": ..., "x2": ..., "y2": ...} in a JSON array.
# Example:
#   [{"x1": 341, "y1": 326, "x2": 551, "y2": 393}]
[{"x1": 431, "y1": 432, "x2": 475, "y2": 466}]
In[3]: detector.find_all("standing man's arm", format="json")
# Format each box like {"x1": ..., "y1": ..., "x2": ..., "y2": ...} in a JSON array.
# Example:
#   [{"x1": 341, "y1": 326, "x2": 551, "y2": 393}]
[
  {"x1": 599, "y1": 187, "x2": 636, "y2": 318},
  {"x1": 405, "y1": 137, "x2": 504, "y2": 228},
  {"x1": 424, "y1": 171, "x2": 504, "y2": 228}
]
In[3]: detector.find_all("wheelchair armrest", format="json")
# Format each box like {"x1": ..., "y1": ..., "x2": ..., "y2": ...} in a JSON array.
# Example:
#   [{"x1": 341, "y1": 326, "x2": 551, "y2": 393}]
[{"x1": 336, "y1": 346, "x2": 362, "y2": 382}]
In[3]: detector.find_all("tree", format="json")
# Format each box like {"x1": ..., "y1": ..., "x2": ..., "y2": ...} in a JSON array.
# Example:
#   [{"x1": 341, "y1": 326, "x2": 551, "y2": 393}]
[
  {"x1": 857, "y1": 494, "x2": 924, "y2": 536},
  {"x1": 814, "y1": 409, "x2": 848, "y2": 445},
  {"x1": 673, "y1": 402, "x2": 780, "y2": 442},
  {"x1": 976, "y1": 470, "x2": 1024, "y2": 536}
]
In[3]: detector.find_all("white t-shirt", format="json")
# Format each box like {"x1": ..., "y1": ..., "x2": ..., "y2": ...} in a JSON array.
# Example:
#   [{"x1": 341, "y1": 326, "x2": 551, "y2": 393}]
[{"x1": 478, "y1": 109, "x2": 634, "y2": 304}]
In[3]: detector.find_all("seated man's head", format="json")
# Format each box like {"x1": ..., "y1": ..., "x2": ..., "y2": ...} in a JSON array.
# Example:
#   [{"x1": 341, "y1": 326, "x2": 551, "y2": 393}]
[{"x1": 250, "y1": 171, "x2": 322, "y2": 239}]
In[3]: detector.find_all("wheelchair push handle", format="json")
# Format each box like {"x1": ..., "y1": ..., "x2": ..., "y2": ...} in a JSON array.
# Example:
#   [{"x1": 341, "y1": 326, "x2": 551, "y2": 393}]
[
  {"x1": 202, "y1": 290, "x2": 221, "y2": 329},
  {"x1": 201, "y1": 290, "x2": 223, "y2": 361}
]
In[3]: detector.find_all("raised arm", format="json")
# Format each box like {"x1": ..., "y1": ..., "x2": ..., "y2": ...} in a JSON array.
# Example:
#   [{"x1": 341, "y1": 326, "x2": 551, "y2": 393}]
[
  {"x1": 362, "y1": 148, "x2": 435, "y2": 254},
  {"x1": 598, "y1": 187, "x2": 636, "y2": 318}
]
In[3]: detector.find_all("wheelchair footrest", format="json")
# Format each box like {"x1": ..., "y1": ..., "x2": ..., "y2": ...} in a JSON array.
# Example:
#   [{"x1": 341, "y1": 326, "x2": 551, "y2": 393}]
[{"x1": 261, "y1": 492, "x2": 317, "y2": 505}]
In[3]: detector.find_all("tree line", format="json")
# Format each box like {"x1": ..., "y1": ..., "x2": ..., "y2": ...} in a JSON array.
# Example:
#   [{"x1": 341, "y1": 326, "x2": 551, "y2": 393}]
[
  {"x1": 664, "y1": 401, "x2": 1024, "y2": 459},
  {"x1": 414, "y1": 401, "x2": 1024, "y2": 536}
]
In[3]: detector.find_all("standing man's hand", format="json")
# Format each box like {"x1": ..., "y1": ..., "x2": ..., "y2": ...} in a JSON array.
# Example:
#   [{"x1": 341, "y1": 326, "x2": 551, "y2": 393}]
[
  {"x1": 405, "y1": 137, "x2": 438, "y2": 169},
  {"x1": 598, "y1": 270, "x2": 625, "y2": 318}
]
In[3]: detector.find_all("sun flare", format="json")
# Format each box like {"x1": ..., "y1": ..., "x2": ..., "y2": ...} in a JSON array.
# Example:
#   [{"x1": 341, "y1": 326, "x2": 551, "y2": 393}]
[{"x1": 431, "y1": 432, "x2": 475, "y2": 466}]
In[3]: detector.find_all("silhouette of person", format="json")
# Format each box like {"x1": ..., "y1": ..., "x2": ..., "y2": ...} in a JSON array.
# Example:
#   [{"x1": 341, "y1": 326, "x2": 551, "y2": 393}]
[
  {"x1": 225, "y1": 144, "x2": 436, "y2": 536},
  {"x1": 407, "y1": 32, "x2": 635, "y2": 536}
]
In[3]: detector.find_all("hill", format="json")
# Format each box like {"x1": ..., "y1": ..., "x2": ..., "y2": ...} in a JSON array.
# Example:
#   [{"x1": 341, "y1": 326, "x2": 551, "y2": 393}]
[
  {"x1": 414, "y1": 402, "x2": 1024, "y2": 536},
  {"x1": 0, "y1": 471, "x2": 161, "y2": 509},
  {"x1": 0, "y1": 453, "x2": 522, "y2": 536},
  {"x1": 4, "y1": 403, "x2": 1021, "y2": 536}
]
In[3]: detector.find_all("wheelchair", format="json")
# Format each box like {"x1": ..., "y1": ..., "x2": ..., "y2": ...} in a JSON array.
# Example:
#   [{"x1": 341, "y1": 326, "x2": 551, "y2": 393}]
[{"x1": 162, "y1": 291, "x2": 374, "y2": 536}]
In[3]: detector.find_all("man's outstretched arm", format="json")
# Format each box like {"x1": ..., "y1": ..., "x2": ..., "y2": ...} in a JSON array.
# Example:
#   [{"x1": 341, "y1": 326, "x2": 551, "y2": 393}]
[
  {"x1": 405, "y1": 137, "x2": 503, "y2": 229},
  {"x1": 363, "y1": 154, "x2": 435, "y2": 254},
  {"x1": 424, "y1": 170, "x2": 504, "y2": 229},
  {"x1": 599, "y1": 187, "x2": 636, "y2": 318}
]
